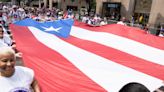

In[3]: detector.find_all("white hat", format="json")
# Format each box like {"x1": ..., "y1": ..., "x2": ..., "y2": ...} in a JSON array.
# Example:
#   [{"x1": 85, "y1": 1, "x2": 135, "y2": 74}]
[
  {"x1": 18, "y1": 8, "x2": 24, "y2": 11},
  {"x1": 12, "y1": 5, "x2": 17, "y2": 8},
  {"x1": 2, "y1": 6, "x2": 7, "y2": 9}
]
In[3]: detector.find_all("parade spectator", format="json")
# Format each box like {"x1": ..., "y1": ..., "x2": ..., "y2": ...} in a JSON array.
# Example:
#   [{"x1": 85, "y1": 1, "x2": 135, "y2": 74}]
[
  {"x1": 0, "y1": 25, "x2": 12, "y2": 47},
  {"x1": 0, "y1": 25, "x2": 22, "y2": 58},
  {"x1": 139, "y1": 15, "x2": 144, "y2": 24},
  {"x1": 156, "y1": 24, "x2": 161, "y2": 36},
  {"x1": 143, "y1": 24, "x2": 150, "y2": 34},
  {"x1": 100, "y1": 17, "x2": 108, "y2": 26},
  {"x1": 75, "y1": 13, "x2": 80, "y2": 20},
  {"x1": 117, "y1": 17, "x2": 127, "y2": 26},
  {"x1": 130, "y1": 15, "x2": 135, "y2": 26},
  {"x1": 2, "y1": 12, "x2": 8, "y2": 28},
  {"x1": 68, "y1": 8, "x2": 73, "y2": 16},
  {"x1": 9, "y1": 5, "x2": 20, "y2": 23},
  {"x1": 160, "y1": 25, "x2": 164, "y2": 36},
  {"x1": 82, "y1": 15, "x2": 88, "y2": 23},
  {"x1": 0, "y1": 47, "x2": 40, "y2": 92},
  {"x1": 119, "y1": 82, "x2": 150, "y2": 92}
]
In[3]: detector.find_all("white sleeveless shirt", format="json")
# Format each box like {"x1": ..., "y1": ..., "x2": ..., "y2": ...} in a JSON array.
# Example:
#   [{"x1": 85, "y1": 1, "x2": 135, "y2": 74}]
[{"x1": 0, "y1": 66, "x2": 34, "y2": 92}]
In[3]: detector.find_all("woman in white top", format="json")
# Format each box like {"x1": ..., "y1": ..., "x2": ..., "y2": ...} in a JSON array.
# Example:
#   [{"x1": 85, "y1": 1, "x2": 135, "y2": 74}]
[
  {"x1": 0, "y1": 26, "x2": 12, "y2": 47},
  {"x1": 0, "y1": 47, "x2": 40, "y2": 92}
]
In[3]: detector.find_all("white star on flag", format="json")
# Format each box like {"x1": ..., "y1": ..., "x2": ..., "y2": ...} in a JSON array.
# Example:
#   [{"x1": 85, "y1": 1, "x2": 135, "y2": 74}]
[{"x1": 42, "y1": 26, "x2": 62, "y2": 32}]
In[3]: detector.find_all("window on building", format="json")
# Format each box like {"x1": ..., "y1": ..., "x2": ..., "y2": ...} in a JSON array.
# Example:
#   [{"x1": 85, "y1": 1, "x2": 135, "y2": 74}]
[
  {"x1": 102, "y1": 2, "x2": 121, "y2": 20},
  {"x1": 133, "y1": 0, "x2": 152, "y2": 24}
]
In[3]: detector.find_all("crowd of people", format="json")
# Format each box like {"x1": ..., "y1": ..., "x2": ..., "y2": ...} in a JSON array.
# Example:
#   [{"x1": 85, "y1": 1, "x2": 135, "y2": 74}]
[
  {"x1": 0, "y1": 4, "x2": 164, "y2": 36},
  {"x1": 0, "y1": 5, "x2": 73, "y2": 24},
  {"x1": 0, "y1": 4, "x2": 164, "y2": 92},
  {"x1": 81, "y1": 14, "x2": 108, "y2": 26}
]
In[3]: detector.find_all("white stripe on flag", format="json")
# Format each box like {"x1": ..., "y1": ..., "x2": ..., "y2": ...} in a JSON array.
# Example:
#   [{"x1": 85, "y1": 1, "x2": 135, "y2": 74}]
[
  {"x1": 28, "y1": 27, "x2": 163, "y2": 92},
  {"x1": 70, "y1": 26, "x2": 164, "y2": 65}
]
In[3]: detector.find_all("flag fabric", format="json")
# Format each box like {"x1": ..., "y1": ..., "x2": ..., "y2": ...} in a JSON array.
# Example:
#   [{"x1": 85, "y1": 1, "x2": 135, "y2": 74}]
[
  {"x1": 10, "y1": 20, "x2": 164, "y2": 92},
  {"x1": 14, "y1": 18, "x2": 74, "y2": 38}
]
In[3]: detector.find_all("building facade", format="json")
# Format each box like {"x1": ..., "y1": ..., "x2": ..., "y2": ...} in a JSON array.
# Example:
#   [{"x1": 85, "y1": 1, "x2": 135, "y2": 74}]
[
  {"x1": 96, "y1": 0, "x2": 164, "y2": 27},
  {"x1": 14, "y1": 0, "x2": 163, "y2": 27},
  {"x1": 43, "y1": 0, "x2": 163, "y2": 27}
]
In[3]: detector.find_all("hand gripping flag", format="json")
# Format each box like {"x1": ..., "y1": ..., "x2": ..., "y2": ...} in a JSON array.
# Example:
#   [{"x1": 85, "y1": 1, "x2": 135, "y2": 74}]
[{"x1": 10, "y1": 20, "x2": 164, "y2": 92}]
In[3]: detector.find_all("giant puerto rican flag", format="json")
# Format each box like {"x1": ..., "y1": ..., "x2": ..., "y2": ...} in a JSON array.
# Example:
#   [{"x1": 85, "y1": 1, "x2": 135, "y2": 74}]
[{"x1": 10, "y1": 18, "x2": 164, "y2": 92}]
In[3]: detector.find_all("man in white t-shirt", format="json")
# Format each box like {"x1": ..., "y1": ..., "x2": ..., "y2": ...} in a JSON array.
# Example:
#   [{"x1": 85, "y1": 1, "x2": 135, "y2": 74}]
[{"x1": 0, "y1": 47, "x2": 40, "y2": 92}]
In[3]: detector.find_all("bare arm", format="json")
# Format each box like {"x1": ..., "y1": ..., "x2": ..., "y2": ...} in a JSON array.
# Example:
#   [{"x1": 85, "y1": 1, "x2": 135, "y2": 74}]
[{"x1": 31, "y1": 78, "x2": 41, "y2": 92}]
